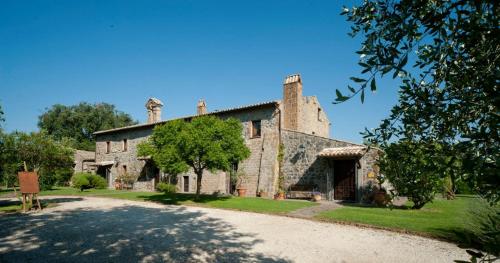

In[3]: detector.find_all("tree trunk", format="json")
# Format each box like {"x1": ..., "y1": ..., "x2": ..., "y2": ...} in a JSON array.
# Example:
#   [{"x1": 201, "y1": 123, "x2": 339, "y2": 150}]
[{"x1": 195, "y1": 170, "x2": 203, "y2": 198}]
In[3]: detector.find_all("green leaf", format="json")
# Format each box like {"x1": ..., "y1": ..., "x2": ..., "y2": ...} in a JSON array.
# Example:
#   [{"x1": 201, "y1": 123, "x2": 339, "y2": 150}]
[
  {"x1": 370, "y1": 78, "x2": 376, "y2": 91},
  {"x1": 350, "y1": 77, "x2": 366, "y2": 83},
  {"x1": 398, "y1": 54, "x2": 408, "y2": 69},
  {"x1": 348, "y1": 85, "x2": 356, "y2": 93},
  {"x1": 360, "y1": 89, "x2": 365, "y2": 103},
  {"x1": 335, "y1": 89, "x2": 343, "y2": 98}
]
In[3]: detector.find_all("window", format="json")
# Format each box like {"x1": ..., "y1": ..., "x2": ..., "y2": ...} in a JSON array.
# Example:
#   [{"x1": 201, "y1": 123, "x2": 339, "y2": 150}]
[
  {"x1": 317, "y1": 108, "x2": 322, "y2": 121},
  {"x1": 106, "y1": 141, "x2": 111, "y2": 153},
  {"x1": 123, "y1": 139, "x2": 128, "y2": 152},
  {"x1": 251, "y1": 120, "x2": 261, "y2": 138},
  {"x1": 123, "y1": 165, "x2": 127, "y2": 174}
]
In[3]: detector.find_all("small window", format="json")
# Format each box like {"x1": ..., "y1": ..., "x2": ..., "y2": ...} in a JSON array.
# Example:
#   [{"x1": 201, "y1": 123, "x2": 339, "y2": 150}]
[
  {"x1": 123, "y1": 139, "x2": 128, "y2": 152},
  {"x1": 123, "y1": 165, "x2": 127, "y2": 174},
  {"x1": 317, "y1": 108, "x2": 322, "y2": 121},
  {"x1": 106, "y1": 141, "x2": 111, "y2": 153},
  {"x1": 251, "y1": 120, "x2": 261, "y2": 138}
]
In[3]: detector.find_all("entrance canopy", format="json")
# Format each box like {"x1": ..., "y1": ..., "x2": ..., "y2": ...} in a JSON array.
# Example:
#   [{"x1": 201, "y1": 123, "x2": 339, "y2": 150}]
[
  {"x1": 90, "y1": 161, "x2": 115, "y2": 166},
  {"x1": 318, "y1": 146, "x2": 366, "y2": 158}
]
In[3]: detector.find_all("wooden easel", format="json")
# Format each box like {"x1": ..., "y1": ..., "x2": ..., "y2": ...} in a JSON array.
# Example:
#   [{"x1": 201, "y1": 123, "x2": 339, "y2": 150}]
[{"x1": 18, "y1": 167, "x2": 42, "y2": 212}]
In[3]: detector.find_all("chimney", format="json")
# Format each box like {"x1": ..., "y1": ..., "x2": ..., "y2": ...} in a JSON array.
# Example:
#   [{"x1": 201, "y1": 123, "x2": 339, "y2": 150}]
[
  {"x1": 145, "y1": 98, "x2": 164, "y2": 123},
  {"x1": 283, "y1": 74, "x2": 302, "y2": 131},
  {"x1": 197, "y1": 99, "x2": 207, "y2": 115}
]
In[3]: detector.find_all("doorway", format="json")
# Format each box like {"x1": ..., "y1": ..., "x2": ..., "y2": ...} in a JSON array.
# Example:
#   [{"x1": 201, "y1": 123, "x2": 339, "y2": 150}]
[
  {"x1": 183, "y1": 176, "x2": 189, "y2": 192},
  {"x1": 97, "y1": 165, "x2": 112, "y2": 188},
  {"x1": 333, "y1": 160, "x2": 356, "y2": 201}
]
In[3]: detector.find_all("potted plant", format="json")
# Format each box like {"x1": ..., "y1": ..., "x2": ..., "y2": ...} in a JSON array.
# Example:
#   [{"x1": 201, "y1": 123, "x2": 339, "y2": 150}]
[
  {"x1": 373, "y1": 174, "x2": 389, "y2": 206},
  {"x1": 274, "y1": 190, "x2": 285, "y2": 200},
  {"x1": 236, "y1": 171, "x2": 248, "y2": 197},
  {"x1": 311, "y1": 191, "x2": 322, "y2": 202}
]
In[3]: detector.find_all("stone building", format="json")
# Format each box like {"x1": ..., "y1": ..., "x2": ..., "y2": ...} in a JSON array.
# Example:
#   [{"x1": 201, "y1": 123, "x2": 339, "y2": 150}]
[
  {"x1": 73, "y1": 150, "x2": 96, "y2": 174},
  {"x1": 92, "y1": 74, "x2": 379, "y2": 201}
]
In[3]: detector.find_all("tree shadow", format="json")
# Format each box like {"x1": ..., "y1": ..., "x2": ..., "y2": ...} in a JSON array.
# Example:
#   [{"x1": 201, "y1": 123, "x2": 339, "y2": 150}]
[
  {"x1": 0, "y1": 204, "x2": 290, "y2": 262},
  {"x1": 0, "y1": 197, "x2": 85, "y2": 213}
]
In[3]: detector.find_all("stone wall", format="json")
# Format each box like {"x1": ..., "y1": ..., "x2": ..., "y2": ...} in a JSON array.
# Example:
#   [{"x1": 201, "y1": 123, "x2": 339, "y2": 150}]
[
  {"x1": 95, "y1": 104, "x2": 280, "y2": 195},
  {"x1": 280, "y1": 129, "x2": 379, "y2": 201},
  {"x1": 198, "y1": 104, "x2": 280, "y2": 196},
  {"x1": 95, "y1": 128, "x2": 152, "y2": 190},
  {"x1": 298, "y1": 96, "x2": 330, "y2": 138},
  {"x1": 73, "y1": 150, "x2": 96, "y2": 173}
]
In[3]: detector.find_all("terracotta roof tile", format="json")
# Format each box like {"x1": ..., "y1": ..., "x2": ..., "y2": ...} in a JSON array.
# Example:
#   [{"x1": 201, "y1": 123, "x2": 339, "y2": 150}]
[{"x1": 318, "y1": 146, "x2": 367, "y2": 157}]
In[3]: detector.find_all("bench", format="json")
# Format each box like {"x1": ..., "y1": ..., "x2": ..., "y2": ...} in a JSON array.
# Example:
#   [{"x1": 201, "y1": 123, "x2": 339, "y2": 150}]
[{"x1": 287, "y1": 185, "x2": 315, "y2": 199}]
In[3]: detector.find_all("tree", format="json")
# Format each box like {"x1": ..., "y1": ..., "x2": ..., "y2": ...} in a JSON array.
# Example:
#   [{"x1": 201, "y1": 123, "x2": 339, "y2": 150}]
[
  {"x1": 338, "y1": 1, "x2": 499, "y2": 203},
  {"x1": 0, "y1": 103, "x2": 5, "y2": 130},
  {"x1": 138, "y1": 116, "x2": 250, "y2": 197},
  {"x1": 38, "y1": 102, "x2": 137, "y2": 151},
  {"x1": 0, "y1": 131, "x2": 74, "y2": 190},
  {"x1": 379, "y1": 140, "x2": 450, "y2": 209}
]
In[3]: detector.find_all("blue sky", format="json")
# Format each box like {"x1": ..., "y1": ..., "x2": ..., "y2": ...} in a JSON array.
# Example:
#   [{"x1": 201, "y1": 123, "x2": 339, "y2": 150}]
[{"x1": 0, "y1": 0, "x2": 399, "y2": 143}]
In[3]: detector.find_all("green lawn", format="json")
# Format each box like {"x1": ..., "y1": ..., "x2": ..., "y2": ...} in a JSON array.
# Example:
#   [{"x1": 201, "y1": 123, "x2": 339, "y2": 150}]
[
  {"x1": 316, "y1": 195, "x2": 479, "y2": 242},
  {"x1": 34, "y1": 187, "x2": 316, "y2": 214}
]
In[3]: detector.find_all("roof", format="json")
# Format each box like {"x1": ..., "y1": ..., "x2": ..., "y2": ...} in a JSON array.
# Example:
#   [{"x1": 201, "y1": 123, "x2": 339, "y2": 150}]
[
  {"x1": 317, "y1": 146, "x2": 368, "y2": 158},
  {"x1": 89, "y1": 161, "x2": 115, "y2": 166},
  {"x1": 94, "y1": 100, "x2": 279, "y2": 135}
]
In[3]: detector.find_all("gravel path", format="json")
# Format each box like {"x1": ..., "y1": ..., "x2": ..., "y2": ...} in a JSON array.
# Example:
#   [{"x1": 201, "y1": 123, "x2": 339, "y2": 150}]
[{"x1": 0, "y1": 196, "x2": 467, "y2": 263}]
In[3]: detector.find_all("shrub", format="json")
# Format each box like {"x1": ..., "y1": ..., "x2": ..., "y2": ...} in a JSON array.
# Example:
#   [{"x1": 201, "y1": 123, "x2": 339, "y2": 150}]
[
  {"x1": 460, "y1": 199, "x2": 500, "y2": 262},
  {"x1": 71, "y1": 173, "x2": 91, "y2": 191},
  {"x1": 71, "y1": 173, "x2": 107, "y2": 191},
  {"x1": 156, "y1": 182, "x2": 176, "y2": 194},
  {"x1": 88, "y1": 174, "x2": 107, "y2": 189}
]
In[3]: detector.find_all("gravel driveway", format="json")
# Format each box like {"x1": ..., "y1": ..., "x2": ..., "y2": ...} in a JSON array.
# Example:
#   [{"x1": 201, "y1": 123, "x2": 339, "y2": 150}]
[{"x1": 0, "y1": 196, "x2": 467, "y2": 263}]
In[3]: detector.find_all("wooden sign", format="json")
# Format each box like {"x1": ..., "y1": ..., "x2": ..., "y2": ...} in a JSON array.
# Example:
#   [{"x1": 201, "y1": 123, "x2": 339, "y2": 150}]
[{"x1": 18, "y1": 172, "x2": 40, "y2": 194}]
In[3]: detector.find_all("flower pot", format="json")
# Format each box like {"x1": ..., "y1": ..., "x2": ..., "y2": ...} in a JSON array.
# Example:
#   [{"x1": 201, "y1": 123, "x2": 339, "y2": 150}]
[
  {"x1": 274, "y1": 192, "x2": 285, "y2": 200},
  {"x1": 257, "y1": 191, "x2": 268, "y2": 198},
  {"x1": 374, "y1": 191, "x2": 388, "y2": 206},
  {"x1": 237, "y1": 188, "x2": 247, "y2": 197},
  {"x1": 312, "y1": 194, "x2": 322, "y2": 202}
]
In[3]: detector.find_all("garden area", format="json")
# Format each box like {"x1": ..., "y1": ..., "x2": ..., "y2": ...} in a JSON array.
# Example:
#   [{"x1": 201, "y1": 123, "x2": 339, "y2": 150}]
[{"x1": 316, "y1": 195, "x2": 483, "y2": 243}]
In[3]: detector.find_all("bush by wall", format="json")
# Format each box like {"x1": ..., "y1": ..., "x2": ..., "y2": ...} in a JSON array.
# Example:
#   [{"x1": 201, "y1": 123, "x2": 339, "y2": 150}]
[
  {"x1": 71, "y1": 172, "x2": 107, "y2": 191},
  {"x1": 156, "y1": 182, "x2": 176, "y2": 194}
]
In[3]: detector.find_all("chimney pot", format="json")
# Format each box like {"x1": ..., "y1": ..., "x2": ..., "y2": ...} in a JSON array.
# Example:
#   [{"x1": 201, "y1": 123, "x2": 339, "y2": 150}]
[
  {"x1": 197, "y1": 99, "x2": 207, "y2": 115},
  {"x1": 145, "y1": 98, "x2": 164, "y2": 123}
]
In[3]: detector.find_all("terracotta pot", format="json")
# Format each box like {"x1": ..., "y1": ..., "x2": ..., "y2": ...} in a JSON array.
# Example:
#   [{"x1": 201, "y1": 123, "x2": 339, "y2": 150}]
[
  {"x1": 312, "y1": 194, "x2": 321, "y2": 202},
  {"x1": 274, "y1": 192, "x2": 285, "y2": 200},
  {"x1": 237, "y1": 188, "x2": 247, "y2": 197},
  {"x1": 114, "y1": 182, "x2": 122, "y2": 190},
  {"x1": 374, "y1": 191, "x2": 388, "y2": 206}
]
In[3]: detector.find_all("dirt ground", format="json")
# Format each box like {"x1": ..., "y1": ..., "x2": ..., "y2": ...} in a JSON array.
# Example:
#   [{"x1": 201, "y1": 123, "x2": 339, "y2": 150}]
[{"x1": 0, "y1": 196, "x2": 467, "y2": 263}]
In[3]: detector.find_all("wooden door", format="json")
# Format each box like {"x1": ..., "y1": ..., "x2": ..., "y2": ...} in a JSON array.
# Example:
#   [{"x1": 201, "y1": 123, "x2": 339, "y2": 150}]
[
  {"x1": 333, "y1": 160, "x2": 356, "y2": 201},
  {"x1": 183, "y1": 176, "x2": 189, "y2": 192}
]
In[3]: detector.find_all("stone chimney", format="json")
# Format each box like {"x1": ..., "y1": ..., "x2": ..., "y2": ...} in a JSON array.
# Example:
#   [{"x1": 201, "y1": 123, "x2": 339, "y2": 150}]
[
  {"x1": 145, "y1": 98, "x2": 163, "y2": 124},
  {"x1": 283, "y1": 74, "x2": 302, "y2": 131},
  {"x1": 197, "y1": 99, "x2": 207, "y2": 115}
]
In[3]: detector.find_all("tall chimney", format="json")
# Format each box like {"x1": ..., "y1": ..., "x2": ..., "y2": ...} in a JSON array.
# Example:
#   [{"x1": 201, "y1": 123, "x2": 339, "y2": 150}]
[
  {"x1": 197, "y1": 99, "x2": 207, "y2": 115},
  {"x1": 145, "y1": 98, "x2": 163, "y2": 123},
  {"x1": 283, "y1": 74, "x2": 302, "y2": 131}
]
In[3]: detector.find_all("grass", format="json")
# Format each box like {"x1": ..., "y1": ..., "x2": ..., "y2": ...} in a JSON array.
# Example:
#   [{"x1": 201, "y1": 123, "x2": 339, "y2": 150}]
[
  {"x1": 316, "y1": 195, "x2": 480, "y2": 243},
  {"x1": 34, "y1": 187, "x2": 317, "y2": 214}
]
